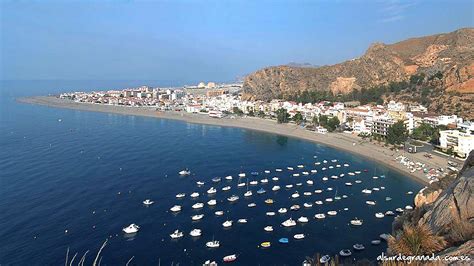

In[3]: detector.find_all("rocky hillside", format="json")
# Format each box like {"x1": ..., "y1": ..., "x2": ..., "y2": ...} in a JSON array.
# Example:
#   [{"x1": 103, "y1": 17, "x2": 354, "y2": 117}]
[
  {"x1": 392, "y1": 151, "x2": 474, "y2": 260},
  {"x1": 243, "y1": 28, "x2": 474, "y2": 118}
]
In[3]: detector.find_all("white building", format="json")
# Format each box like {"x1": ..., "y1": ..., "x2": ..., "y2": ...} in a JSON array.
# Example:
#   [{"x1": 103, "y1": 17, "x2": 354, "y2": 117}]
[{"x1": 439, "y1": 130, "x2": 474, "y2": 158}]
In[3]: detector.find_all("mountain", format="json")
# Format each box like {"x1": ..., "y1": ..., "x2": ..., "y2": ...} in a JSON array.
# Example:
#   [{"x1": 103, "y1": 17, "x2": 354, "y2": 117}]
[{"x1": 243, "y1": 28, "x2": 474, "y2": 119}]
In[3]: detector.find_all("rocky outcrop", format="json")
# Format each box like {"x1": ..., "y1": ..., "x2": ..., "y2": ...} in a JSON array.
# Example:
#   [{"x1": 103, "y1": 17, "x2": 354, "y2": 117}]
[
  {"x1": 243, "y1": 28, "x2": 474, "y2": 118},
  {"x1": 414, "y1": 187, "x2": 443, "y2": 207}
]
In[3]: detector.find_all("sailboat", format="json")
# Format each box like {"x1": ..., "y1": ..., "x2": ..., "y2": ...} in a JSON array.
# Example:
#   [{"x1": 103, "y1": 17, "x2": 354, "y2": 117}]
[{"x1": 244, "y1": 180, "x2": 252, "y2": 197}]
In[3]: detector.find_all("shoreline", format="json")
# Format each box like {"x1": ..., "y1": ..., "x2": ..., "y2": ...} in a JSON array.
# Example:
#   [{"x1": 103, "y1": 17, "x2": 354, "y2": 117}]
[{"x1": 18, "y1": 96, "x2": 448, "y2": 185}]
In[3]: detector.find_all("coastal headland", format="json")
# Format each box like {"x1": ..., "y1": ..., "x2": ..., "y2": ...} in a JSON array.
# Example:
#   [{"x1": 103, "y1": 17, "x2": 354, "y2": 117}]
[{"x1": 19, "y1": 96, "x2": 452, "y2": 185}]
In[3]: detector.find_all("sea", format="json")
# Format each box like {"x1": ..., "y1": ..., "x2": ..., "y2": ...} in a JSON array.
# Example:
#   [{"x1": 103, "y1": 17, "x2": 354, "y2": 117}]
[{"x1": 0, "y1": 80, "x2": 423, "y2": 265}]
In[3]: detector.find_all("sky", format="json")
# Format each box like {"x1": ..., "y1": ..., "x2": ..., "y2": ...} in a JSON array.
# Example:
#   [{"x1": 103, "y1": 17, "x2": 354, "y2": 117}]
[{"x1": 1, "y1": 0, "x2": 473, "y2": 84}]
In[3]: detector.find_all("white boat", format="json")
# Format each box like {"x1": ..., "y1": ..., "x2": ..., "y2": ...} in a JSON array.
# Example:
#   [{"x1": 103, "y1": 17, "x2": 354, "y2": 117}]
[
  {"x1": 319, "y1": 255, "x2": 331, "y2": 264},
  {"x1": 323, "y1": 160, "x2": 328, "y2": 163},
  {"x1": 350, "y1": 218, "x2": 363, "y2": 226},
  {"x1": 192, "y1": 202, "x2": 204, "y2": 209},
  {"x1": 215, "y1": 210, "x2": 224, "y2": 216},
  {"x1": 315, "y1": 200, "x2": 323, "y2": 205},
  {"x1": 207, "y1": 187, "x2": 217, "y2": 194},
  {"x1": 292, "y1": 173, "x2": 300, "y2": 177},
  {"x1": 339, "y1": 249, "x2": 352, "y2": 257},
  {"x1": 353, "y1": 243, "x2": 365, "y2": 250},
  {"x1": 329, "y1": 166, "x2": 334, "y2": 169},
  {"x1": 206, "y1": 240, "x2": 220, "y2": 248},
  {"x1": 322, "y1": 177, "x2": 328, "y2": 181},
  {"x1": 260, "y1": 178, "x2": 269, "y2": 183},
  {"x1": 375, "y1": 212, "x2": 385, "y2": 218},
  {"x1": 331, "y1": 159, "x2": 337, "y2": 162},
  {"x1": 247, "y1": 203, "x2": 256, "y2": 208},
  {"x1": 264, "y1": 170, "x2": 270, "y2": 174},
  {"x1": 237, "y1": 218, "x2": 247, "y2": 223},
  {"x1": 355, "y1": 180, "x2": 362, "y2": 184},
  {"x1": 302, "y1": 171, "x2": 309, "y2": 175},
  {"x1": 342, "y1": 195, "x2": 348, "y2": 199},
  {"x1": 222, "y1": 186, "x2": 231, "y2": 191},
  {"x1": 366, "y1": 200, "x2": 376, "y2": 205},
  {"x1": 207, "y1": 199, "x2": 217, "y2": 206},
  {"x1": 373, "y1": 187, "x2": 380, "y2": 191},
  {"x1": 237, "y1": 182, "x2": 245, "y2": 187},
  {"x1": 362, "y1": 189, "x2": 372, "y2": 194},
  {"x1": 373, "y1": 176, "x2": 379, "y2": 179},
  {"x1": 395, "y1": 207, "x2": 404, "y2": 213},
  {"x1": 170, "y1": 229, "x2": 183, "y2": 239},
  {"x1": 298, "y1": 216, "x2": 309, "y2": 223},
  {"x1": 315, "y1": 162, "x2": 321, "y2": 165},
  {"x1": 285, "y1": 184, "x2": 294, "y2": 189},
  {"x1": 348, "y1": 172, "x2": 355, "y2": 176},
  {"x1": 272, "y1": 177, "x2": 279, "y2": 181},
  {"x1": 278, "y1": 208, "x2": 287, "y2": 214},
  {"x1": 170, "y1": 205, "x2": 182, "y2": 212},
  {"x1": 179, "y1": 169, "x2": 191, "y2": 176},
  {"x1": 325, "y1": 198, "x2": 333, "y2": 202},
  {"x1": 327, "y1": 210, "x2": 337, "y2": 216},
  {"x1": 190, "y1": 192, "x2": 200, "y2": 198},
  {"x1": 244, "y1": 190, "x2": 253, "y2": 197},
  {"x1": 294, "y1": 233, "x2": 305, "y2": 239},
  {"x1": 192, "y1": 214, "x2": 204, "y2": 221},
  {"x1": 196, "y1": 181, "x2": 205, "y2": 186},
  {"x1": 345, "y1": 182, "x2": 352, "y2": 186},
  {"x1": 306, "y1": 180, "x2": 314, "y2": 185},
  {"x1": 223, "y1": 254, "x2": 237, "y2": 263},
  {"x1": 315, "y1": 213, "x2": 326, "y2": 219},
  {"x1": 380, "y1": 233, "x2": 390, "y2": 240},
  {"x1": 282, "y1": 218, "x2": 296, "y2": 227},
  {"x1": 249, "y1": 180, "x2": 258, "y2": 185},
  {"x1": 344, "y1": 163, "x2": 349, "y2": 167},
  {"x1": 407, "y1": 191, "x2": 413, "y2": 195},
  {"x1": 275, "y1": 168, "x2": 282, "y2": 172},
  {"x1": 225, "y1": 175, "x2": 233, "y2": 180},
  {"x1": 272, "y1": 185, "x2": 281, "y2": 191},
  {"x1": 238, "y1": 173, "x2": 246, "y2": 177},
  {"x1": 266, "y1": 211, "x2": 276, "y2": 216},
  {"x1": 297, "y1": 164, "x2": 304, "y2": 168},
  {"x1": 190, "y1": 229, "x2": 202, "y2": 237},
  {"x1": 371, "y1": 239, "x2": 381, "y2": 245},
  {"x1": 122, "y1": 224, "x2": 139, "y2": 234},
  {"x1": 227, "y1": 195, "x2": 239, "y2": 202},
  {"x1": 287, "y1": 167, "x2": 294, "y2": 171},
  {"x1": 290, "y1": 204, "x2": 300, "y2": 211},
  {"x1": 264, "y1": 226, "x2": 273, "y2": 232},
  {"x1": 311, "y1": 169, "x2": 317, "y2": 173},
  {"x1": 143, "y1": 199, "x2": 154, "y2": 205},
  {"x1": 303, "y1": 202, "x2": 313, "y2": 208},
  {"x1": 314, "y1": 189, "x2": 322, "y2": 194},
  {"x1": 176, "y1": 193, "x2": 186, "y2": 198},
  {"x1": 222, "y1": 220, "x2": 233, "y2": 228},
  {"x1": 355, "y1": 171, "x2": 361, "y2": 174},
  {"x1": 381, "y1": 186, "x2": 386, "y2": 190},
  {"x1": 385, "y1": 210, "x2": 395, "y2": 216},
  {"x1": 291, "y1": 192, "x2": 300, "y2": 198},
  {"x1": 405, "y1": 205, "x2": 413, "y2": 210},
  {"x1": 331, "y1": 175, "x2": 338, "y2": 179}
]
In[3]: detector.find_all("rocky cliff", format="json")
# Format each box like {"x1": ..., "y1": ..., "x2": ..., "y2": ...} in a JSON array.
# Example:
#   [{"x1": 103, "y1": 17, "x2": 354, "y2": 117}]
[{"x1": 243, "y1": 28, "x2": 474, "y2": 118}]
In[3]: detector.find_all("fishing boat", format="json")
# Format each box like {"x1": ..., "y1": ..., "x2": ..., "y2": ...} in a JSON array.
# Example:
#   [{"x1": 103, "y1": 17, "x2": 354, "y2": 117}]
[
  {"x1": 303, "y1": 202, "x2": 313, "y2": 208},
  {"x1": 327, "y1": 210, "x2": 337, "y2": 216},
  {"x1": 222, "y1": 220, "x2": 233, "y2": 228},
  {"x1": 297, "y1": 164, "x2": 304, "y2": 168},
  {"x1": 350, "y1": 218, "x2": 363, "y2": 226},
  {"x1": 355, "y1": 180, "x2": 362, "y2": 184},
  {"x1": 290, "y1": 204, "x2": 300, "y2": 211},
  {"x1": 169, "y1": 229, "x2": 184, "y2": 239},
  {"x1": 302, "y1": 171, "x2": 309, "y2": 175},
  {"x1": 293, "y1": 234, "x2": 305, "y2": 240},
  {"x1": 373, "y1": 187, "x2": 380, "y2": 191},
  {"x1": 176, "y1": 193, "x2": 186, "y2": 198},
  {"x1": 351, "y1": 218, "x2": 363, "y2": 226},
  {"x1": 192, "y1": 214, "x2": 204, "y2": 221},
  {"x1": 264, "y1": 226, "x2": 273, "y2": 232},
  {"x1": 362, "y1": 189, "x2": 372, "y2": 194},
  {"x1": 227, "y1": 195, "x2": 239, "y2": 202},
  {"x1": 212, "y1": 177, "x2": 221, "y2": 183},
  {"x1": 285, "y1": 184, "x2": 294, "y2": 189},
  {"x1": 328, "y1": 166, "x2": 334, "y2": 169},
  {"x1": 282, "y1": 218, "x2": 296, "y2": 227},
  {"x1": 170, "y1": 205, "x2": 182, "y2": 212},
  {"x1": 395, "y1": 207, "x2": 404, "y2": 213},
  {"x1": 314, "y1": 189, "x2": 322, "y2": 194},
  {"x1": 196, "y1": 181, "x2": 205, "y2": 186},
  {"x1": 179, "y1": 169, "x2": 191, "y2": 176},
  {"x1": 192, "y1": 202, "x2": 204, "y2": 209},
  {"x1": 355, "y1": 171, "x2": 361, "y2": 174},
  {"x1": 371, "y1": 239, "x2": 381, "y2": 245},
  {"x1": 247, "y1": 203, "x2": 256, "y2": 208},
  {"x1": 385, "y1": 197, "x2": 392, "y2": 201},
  {"x1": 207, "y1": 187, "x2": 217, "y2": 194},
  {"x1": 215, "y1": 210, "x2": 224, "y2": 216},
  {"x1": 207, "y1": 199, "x2": 217, "y2": 206},
  {"x1": 339, "y1": 249, "x2": 352, "y2": 257},
  {"x1": 266, "y1": 211, "x2": 276, "y2": 216},
  {"x1": 244, "y1": 190, "x2": 253, "y2": 197},
  {"x1": 331, "y1": 175, "x2": 338, "y2": 179},
  {"x1": 279, "y1": 238, "x2": 289, "y2": 244},
  {"x1": 260, "y1": 178, "x2": 269, "y2": 183},
  {"x1": 325, "y1": 198, "x2": 333, "y2": 202},
  {"x1": 223, "y1": 254, "x2": 237, "y2": 263},
  {"x1": 319, "y1": 255, "x2": 331, "y2": 264},
  {"x1": 298, "y1": 216, "x2": 309, "y2": 223},
  {"x1": 190, "y1": 229, "x2": 202, "y2": 237},
  {"x1": 366, "y1": 200, "x2": 376, "y2": 205},
  {"x1": 353, "y1": 243, "x2": 365, "y2": 250},
  {"x1": 257, "y1": 188, "x2": 266, "y2": 194},
  {"x1": 311, "y1": 169, "x2": 317, "y2": 173},
  {"x1": 315, "y1": 200, "x2": 323, "y2": 205},
  {"x1": 278, "y1": 208, "x2": 287, "y2": 214},
  {"x1": 265, "y1": 199, "x2": 274, "y2": 204},
  {"x1": 222, "y1": 186, "x2": 231, "y2": 191},
  {"x1": 122, "y1": 224, "x2": 139, "y2": 234},
  {"x1": 272, "y1": 177, "x2": 279, "y2": 181},
  {"x1": 291, "y1": 192, "x2": 300, "y2": 198},
  {"x1": 287, "y1": 167, "x2": 294, "y2": 171},
  {"x1": 344, "y1": 163, "x2": 349, "y2": 167},
  {"x1": 143, "y1": 199, "x2": 154, "y2": 205},
  {"x1": 306, "y1": 180, "x2": 314, "y2": 185},
  {"x1": 272, "y1": 185, "x2": 281, "y2": 191},
  {"x1": 190, "y1": 192, "x2": 200, "y2": 198},
  {"x1": 237, "y1": 218, "x2": 248, "y2": 223},
  {"x1": 315, "y1": 213, "x2": 326, "y2": 219},
  {"x1": 260, "y1": 241, "x2": 271, "y2": 248},
  {"x1": 206, "y1": 240, "x2": 220, "y2": 248},
  {"x1": 405, "y1": 205, "x2": 413, "y2": 210},
  {"x1": 225, "y1": 175, "x2": 233, "y2": 180}
]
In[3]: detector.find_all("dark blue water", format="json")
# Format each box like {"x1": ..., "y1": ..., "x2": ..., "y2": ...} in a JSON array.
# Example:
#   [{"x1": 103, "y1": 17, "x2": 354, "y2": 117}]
[{"x1": 0, "y1": 80, "x2": 422, "y2": 265}]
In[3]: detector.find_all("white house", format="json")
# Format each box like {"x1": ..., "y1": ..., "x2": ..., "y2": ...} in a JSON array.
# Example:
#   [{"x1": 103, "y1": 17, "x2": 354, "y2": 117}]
[{"x1": 439, "y1": 130, "x2": 474, "y2": 158}]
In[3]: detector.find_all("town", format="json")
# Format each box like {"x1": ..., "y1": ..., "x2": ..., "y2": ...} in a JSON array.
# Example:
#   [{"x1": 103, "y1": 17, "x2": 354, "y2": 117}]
[{"x1": 59, "y1": 82, "x2": 474, "y2": 160}]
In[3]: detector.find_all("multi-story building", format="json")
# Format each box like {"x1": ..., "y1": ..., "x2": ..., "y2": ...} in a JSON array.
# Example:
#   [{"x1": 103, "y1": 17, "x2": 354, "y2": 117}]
[
  {"x1": 439, "y1": 130, "x2": 474, "y2": 158},
  {"x1": 372, "y1": 117, "x2": 395, "y2": 137}
]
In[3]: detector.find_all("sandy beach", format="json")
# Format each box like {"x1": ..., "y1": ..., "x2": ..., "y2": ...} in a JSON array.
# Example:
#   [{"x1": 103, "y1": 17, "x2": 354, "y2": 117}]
[{"x1": 19, "y1": 96, "x2": 453, "y2": 185}]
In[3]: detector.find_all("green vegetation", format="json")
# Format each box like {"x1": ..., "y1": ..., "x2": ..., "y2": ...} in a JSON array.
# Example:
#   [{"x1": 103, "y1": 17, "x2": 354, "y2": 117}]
[
  {"x1": 257, "y1": 110, "x2": 265, "y2": 118},
  {"x1": 412, "y1": 123, "x2": 435, "y2": 141},
  {"x1": 317, "y1": 115, "x2": 340, "y2": 132},
  {"x1": 276, "y1": 108, "x2": 290, "y2": 123},
  {"x1": 388, "y1": 223, "x2": 446, "y2": 256},
  {"x1": 247, "y1": 110, "x2": 255, "y2": 116},
  {"x1": 387, "y1": 121, "x2": 408, "y2": 145},
  {"x1": 232, "y1": 107, "x2": 244, "y2": 116},
  {"x1": 293, "y1": 111, "x2": 304, "y2": 125}
]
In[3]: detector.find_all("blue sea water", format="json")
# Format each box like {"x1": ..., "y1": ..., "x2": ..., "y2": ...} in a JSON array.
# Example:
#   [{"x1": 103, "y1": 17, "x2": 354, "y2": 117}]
[{"x1": 0, "y1": 80, "x2": 422, "y2": 265}]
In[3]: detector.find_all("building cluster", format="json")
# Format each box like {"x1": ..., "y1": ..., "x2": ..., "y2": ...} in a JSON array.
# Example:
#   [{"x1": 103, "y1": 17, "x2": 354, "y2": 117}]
[{"x1": 60, "y1": 84, "x2": 473, "y2": 158}]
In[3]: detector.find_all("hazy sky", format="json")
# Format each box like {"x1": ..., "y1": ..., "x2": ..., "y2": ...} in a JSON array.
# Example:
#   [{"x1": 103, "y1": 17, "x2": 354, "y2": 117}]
[{"x1": 1, "y1": 0, "x2": 473, "y2": 83}]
